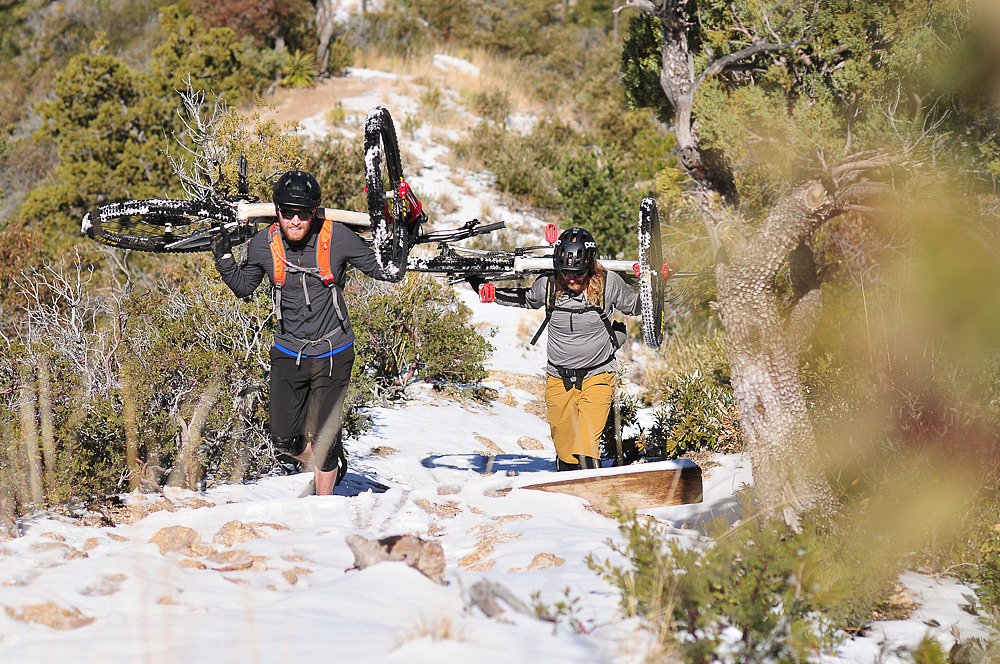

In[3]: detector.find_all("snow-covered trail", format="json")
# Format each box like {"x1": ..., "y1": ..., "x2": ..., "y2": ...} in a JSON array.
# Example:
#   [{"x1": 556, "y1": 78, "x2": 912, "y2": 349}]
[{"x1": 0, "y1": 260, "x2": 755, "y2": 664}]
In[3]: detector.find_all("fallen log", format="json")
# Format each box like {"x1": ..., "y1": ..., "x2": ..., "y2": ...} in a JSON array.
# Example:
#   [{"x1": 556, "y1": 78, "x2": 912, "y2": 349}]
[{"x1": 519, "y1": 459, "x2": 702, "y2": 514}]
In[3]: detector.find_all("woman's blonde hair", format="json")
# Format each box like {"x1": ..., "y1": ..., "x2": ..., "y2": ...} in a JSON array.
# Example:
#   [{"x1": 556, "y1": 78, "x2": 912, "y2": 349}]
[{"x1": 555, "y1": 261, "x2": 607, "y2": 306}]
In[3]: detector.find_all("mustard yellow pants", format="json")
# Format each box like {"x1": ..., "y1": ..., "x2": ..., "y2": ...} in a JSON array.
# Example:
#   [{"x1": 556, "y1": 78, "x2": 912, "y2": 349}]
[{"x1": 544, "y1": 371, "x2": 615, "y2": 465}]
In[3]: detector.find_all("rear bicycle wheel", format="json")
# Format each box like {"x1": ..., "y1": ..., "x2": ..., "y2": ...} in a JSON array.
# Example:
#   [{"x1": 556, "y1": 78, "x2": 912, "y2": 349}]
[
  {"x1": 637, "y1": 197, "x2": 665, "y2": 349},
  {"x1": 364, "y1": 106, "x2": 408, "y2": 282},
  {"x1": 83, "y1": 199, "x2": 237, "y2": 253}
]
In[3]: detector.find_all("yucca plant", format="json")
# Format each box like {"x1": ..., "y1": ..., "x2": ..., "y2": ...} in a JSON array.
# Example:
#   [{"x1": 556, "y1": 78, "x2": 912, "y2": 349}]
[{"x1": 281, "y1": 50, "x2": 318, "y2": 88}]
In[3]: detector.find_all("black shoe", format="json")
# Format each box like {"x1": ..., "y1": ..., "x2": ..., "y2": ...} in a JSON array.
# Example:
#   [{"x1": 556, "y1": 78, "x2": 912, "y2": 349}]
[
  {"x1": 576, "y1": 455, "x2": 601, "y2": 470},
  {"x1": 556, "y1": 457, "x2": 580, "y2": 471}
]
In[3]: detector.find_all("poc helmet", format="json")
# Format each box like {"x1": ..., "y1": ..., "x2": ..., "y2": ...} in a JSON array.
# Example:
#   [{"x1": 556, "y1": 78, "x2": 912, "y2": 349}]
[
  {"x1": 553, "y1": 227, "x2": 597, "y2": 276},
  {"x1": 273, "y1": 170, "x2": 322, "y2": 212}
]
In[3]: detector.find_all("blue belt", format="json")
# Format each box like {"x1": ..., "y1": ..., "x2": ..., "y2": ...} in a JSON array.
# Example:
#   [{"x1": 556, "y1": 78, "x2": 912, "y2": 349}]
[{"x1": 274, "y1": 340, "x2": 353, "y2": 359}]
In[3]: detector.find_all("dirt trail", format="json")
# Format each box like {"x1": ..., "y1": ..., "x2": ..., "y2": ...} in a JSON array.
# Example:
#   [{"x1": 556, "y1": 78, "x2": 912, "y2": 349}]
[{"x1": 266, "y1": 75, "x2": 396, "y2": 125}]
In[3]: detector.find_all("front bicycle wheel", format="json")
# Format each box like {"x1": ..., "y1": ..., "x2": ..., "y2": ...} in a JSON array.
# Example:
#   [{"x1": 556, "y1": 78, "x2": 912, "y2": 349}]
[
  {"x1": 637, "y1": 197, "x2": 665, "y2": 349},
  {"x1": 83, "y1": 199, "x2": 237, "y2": 253},
  {"x1": 364, "y1": 106, "x2": 408, "y2": 282}
]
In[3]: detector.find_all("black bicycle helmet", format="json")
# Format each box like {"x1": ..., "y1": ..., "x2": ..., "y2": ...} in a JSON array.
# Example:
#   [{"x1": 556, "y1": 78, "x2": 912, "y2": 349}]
[
  {"x1": 273, "y1": 170, "x2": 322, "y2": 210},
  {"x1": 553, "y1": 227, "x2": 597, "y2": 275}
]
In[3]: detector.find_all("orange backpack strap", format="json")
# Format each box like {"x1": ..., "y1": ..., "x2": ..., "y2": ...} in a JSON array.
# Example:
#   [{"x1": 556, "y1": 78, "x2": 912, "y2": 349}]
[
  {"x1": 317, "y1": 219, "x2": 335, "y2": 286},
  {"x1": 268, "y1": 222, "x2": 286, "y2": 288}
]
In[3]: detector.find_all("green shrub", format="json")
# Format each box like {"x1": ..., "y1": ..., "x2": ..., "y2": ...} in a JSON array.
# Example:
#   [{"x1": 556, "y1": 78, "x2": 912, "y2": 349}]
[
  {"x1": 347, "y1": 273, "x2": 491, "y2": 402},
  {"x1": 301, "y1": 134, "x2": 366, "y2": 211},
  {"x1": 452, "y1": 120, "x2": 563, "y2": 207},
  {"x1": 555, "y1": 148, "x2": 640, "y2": 258},
  {"x1": 326, "y1": 37, "x2": 354, "y2": 76},
  {"x1": 591, "y1": 503, "x2": 897, "y2": 664},
  {"x1": 910, "y1": 635, "x2": 947, "y2": 664},
  {"x1": 469, "y1": 88, "x2": 511, "y2": 125},
  {"x1": 345, "y1": 9, "x2": 432, "y2": 58},
  {"x1": 645, "y1": 372, "x2": 743, "y2": 459}
]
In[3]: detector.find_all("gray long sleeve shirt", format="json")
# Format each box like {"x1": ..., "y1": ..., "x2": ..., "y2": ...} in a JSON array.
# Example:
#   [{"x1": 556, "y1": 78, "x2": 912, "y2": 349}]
[
  {"x1": 494, "y1": 270, "x2": 641, "y2": 379},
  {"x1": 215, "y1": 222, "x2": 386, "y2": 356}
]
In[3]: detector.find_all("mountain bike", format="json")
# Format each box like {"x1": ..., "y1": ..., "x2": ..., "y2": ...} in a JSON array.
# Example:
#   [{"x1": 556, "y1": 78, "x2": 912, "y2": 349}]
[{"x1": 82, "y1": 106, "x2": 690, "y2": 348}]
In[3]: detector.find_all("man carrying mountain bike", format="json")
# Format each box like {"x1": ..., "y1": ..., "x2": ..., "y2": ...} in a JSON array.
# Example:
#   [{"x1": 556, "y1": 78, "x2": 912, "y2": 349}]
[
  {"x1": 471, "y1": 227, "x2": 641, "y2": 471},
  {"x1": 211, "y1": 170, "x2": 393, "y2": 496}
]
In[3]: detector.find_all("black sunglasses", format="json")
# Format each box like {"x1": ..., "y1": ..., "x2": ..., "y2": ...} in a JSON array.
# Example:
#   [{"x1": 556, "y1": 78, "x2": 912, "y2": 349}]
[{"x1": 278, "y1": 206, "x2": 316, "y2": 220}]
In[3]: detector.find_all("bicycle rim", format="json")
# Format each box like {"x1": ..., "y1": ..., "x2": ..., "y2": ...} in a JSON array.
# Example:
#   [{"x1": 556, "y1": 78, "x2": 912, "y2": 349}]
[
  {"x1": 83, "y1": 199, "x2": 235, "y2": 253},
  {"x1": 638, "y1": 197, "x2": 665, "y2": 349},
  {"x1": 364, "y1": 106, "x2": 408, "y2": 281}
]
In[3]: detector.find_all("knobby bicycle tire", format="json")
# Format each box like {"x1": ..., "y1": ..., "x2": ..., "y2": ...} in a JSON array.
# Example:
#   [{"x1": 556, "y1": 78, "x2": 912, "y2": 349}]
[
  {"x1": 637, "y1": 197, "x2": 666, "y2": 349},
  {"x1": 364, "y1": 106, "x2": 409, "y2": 282},
  {"x1": 83, "y1": 199, "x2": 236, "y2": 253}
]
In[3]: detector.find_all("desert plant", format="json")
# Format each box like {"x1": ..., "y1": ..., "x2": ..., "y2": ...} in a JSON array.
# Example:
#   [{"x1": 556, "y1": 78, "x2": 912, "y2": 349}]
[
  {"x1": 591, "y1": 502, "x2": 897, "y2": 664},
  {"x1": 281, "y1": 49, "x2": 318, "y2": 88}
]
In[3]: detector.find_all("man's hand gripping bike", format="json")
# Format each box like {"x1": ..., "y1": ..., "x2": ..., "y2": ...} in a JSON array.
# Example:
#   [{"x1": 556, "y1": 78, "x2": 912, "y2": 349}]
[{"x1": 82, "y1": 106, "x2": 691, "y2": 348}]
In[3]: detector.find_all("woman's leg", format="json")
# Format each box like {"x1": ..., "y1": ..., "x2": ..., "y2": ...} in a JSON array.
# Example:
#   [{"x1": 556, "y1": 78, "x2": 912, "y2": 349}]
[
  {"x1": 544, "y1": 374, "x2": 582, "y2": 468},
  {"x1": 572, "y1": 372, "x2": 616, "y2": 463}
]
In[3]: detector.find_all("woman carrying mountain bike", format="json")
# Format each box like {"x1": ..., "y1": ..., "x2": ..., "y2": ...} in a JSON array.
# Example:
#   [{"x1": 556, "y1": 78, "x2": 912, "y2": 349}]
[
  {"x1": 471, "y1": 227, "x2": 641, "y2": 471},
  {"x1": 212, "y1": 170, "x2": 397, "y2": 495}
]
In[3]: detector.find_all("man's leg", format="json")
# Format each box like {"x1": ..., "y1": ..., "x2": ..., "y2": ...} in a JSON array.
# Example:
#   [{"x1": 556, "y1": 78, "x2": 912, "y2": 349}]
[
  {"x1": 305, "y1": 348, "x2": 355, "y2": 495},
  {"x1": 269, "y1": 350, "x2": 311, "y2": 472}
]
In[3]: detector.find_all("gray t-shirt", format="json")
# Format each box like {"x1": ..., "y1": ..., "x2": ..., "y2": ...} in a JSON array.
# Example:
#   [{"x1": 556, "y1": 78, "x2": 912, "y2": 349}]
[{"x1": 494, "y1": 270, "x2": 640, "y2": 378}]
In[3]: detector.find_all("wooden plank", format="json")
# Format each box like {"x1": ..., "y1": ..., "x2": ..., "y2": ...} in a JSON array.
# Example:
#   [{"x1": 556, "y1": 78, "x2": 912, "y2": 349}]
[
  {"x1": 236, "y1": 202, "x2": 371, "y2": 227},
  {"x1": 520, "y1": 459, "x2": 702, "y2": 514}
]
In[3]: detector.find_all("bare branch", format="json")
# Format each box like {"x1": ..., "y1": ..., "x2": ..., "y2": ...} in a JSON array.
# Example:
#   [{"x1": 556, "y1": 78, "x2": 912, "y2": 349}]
[
  {"x1": 695, "y1": 38, "x2": 806, "y2": 89},
  {"x1": 619, "y1": 0, "x2": 658, "y2": 14},
  {"x1": 830, "y1": 157, "x2": 894, "y2": 180}
]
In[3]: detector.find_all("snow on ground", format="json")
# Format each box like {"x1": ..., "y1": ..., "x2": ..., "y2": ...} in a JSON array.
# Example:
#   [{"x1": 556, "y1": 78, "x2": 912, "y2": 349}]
[
  {"x1": 0, "y1": 289, "x2": 991, "y2": 663},
  {"x1": 1, "y1": 53, "x2": 994, "y2": 662}
]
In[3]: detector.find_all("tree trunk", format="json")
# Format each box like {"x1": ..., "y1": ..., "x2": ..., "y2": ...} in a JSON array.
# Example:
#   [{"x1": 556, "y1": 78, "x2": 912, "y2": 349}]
[
  {"x1": 636, "y1": 0, "x2": 838, "y2": 520},
  {"x1": 37, "y1": 357, "x2": 56, "y2": 498},
  {"x1": 168, "y1": 381, "x2": 222, "y2": 490},
  {"x1": 19, "y1": 368, "x2": 43, "y2": 507},
  {"x1": 314, "y1": 0, "x2": 337, "y2": 76},
  {"x1": 121, "y1": 366, "x2": 140, "y2": 491},
  {"x1": 713, "y1": 183, "x2": 838, "y2": 519}
]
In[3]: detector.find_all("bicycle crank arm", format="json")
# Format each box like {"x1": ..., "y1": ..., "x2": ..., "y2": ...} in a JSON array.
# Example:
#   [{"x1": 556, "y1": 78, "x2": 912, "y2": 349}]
[{"x1": 235, "y1": 202, "x2": 371, "y2": 228}]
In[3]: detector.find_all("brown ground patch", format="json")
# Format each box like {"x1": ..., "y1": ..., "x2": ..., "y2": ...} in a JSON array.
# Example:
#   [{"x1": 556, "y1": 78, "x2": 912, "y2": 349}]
[
  {"x1": 527, "y1": 553, "x2": 565, "y2": 570},
  {"x1": 523, "y1": 401, "x2": 547, "y2": 419},
  {"x1": 284, "y1": 567, "x2": 313, "y2": 585},
  {"x1": 80, "y1": 573, "x2": 127, "y2": 597},
  {"x1": 5, "y1": 603, "x2": 96, "y2": 630},
  {"x1": 415, "y1": 499, "x2": 463, "y2": 519},
  {"x1": 474, "y1": 435, "x2": 504, "y2": 455},
  {"x1": 30, "y1": 541, "x2": 87, "y2": 560},
  {"x1": 459, "y1": 523, "x2": 524, "y2": 567},
  {"x1": 870, "y1": 583, "x2": 919, "y2": 621},
  {"x1": 680, "y1": 449, "x2": 719, "y2": 472},
  {"x1": 517, "y1": 436, "x2": 544, "y2": 450},
  {"x1": 267, "y1": 75, "x2": 398, "y2": 126},
  {"x1": 487, "y1": 370, "x2": 544, "y2": 399}
]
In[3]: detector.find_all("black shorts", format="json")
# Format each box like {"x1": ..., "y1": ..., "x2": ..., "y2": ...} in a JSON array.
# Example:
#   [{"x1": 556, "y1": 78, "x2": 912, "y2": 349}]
[{"x1": 269, "y1": 345, "x2": 355, "y2": 453}]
